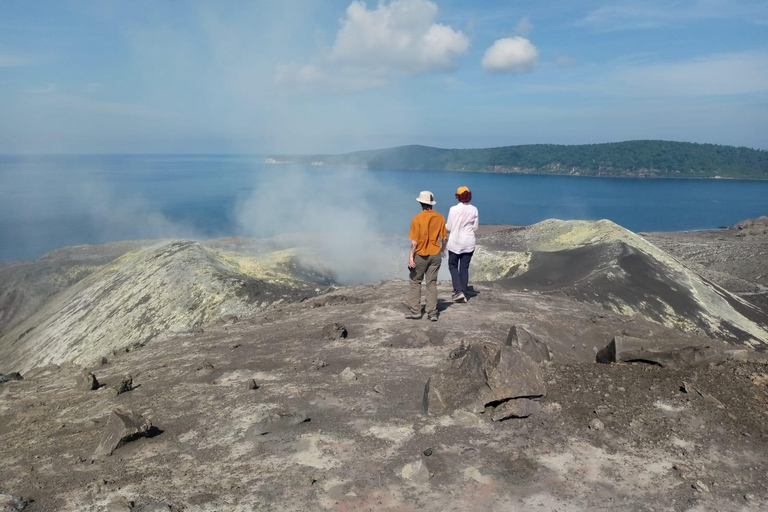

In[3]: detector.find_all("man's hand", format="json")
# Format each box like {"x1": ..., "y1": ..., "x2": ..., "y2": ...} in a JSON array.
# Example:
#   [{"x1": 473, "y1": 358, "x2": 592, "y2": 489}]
[{"x1": 408, "y1": 258, "x2": 416, "y2": 269}]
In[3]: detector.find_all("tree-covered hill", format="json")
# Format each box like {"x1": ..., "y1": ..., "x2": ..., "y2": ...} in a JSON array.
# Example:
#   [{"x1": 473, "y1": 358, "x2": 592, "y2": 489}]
[{"x1": 271, "y1": 140, "x2": 768, "y2": 179}]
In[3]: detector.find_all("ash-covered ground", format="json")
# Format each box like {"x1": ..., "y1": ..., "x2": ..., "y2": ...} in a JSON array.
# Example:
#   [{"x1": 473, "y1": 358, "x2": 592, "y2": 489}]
[{"x1": 1, "y1": 218, "x2": 767, "y2": 511}]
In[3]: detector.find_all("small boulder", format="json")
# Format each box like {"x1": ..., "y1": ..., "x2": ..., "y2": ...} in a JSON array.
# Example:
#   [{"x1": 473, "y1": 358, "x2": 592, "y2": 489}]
[
  {"x1": 489, "y1": 398, "x2": 541, "y2": 421},
  {"x1": 340, "y1": 367, "x2": 357, "y2": 381},
  {"x1": 505, "y1": 326, "x2": 552, "y2": 362},
  {"x1": 246, "y1": 410, "x2": 309, "y2": 436},
  {"x1": 322, "y1": 323, "x2": 348, "y2": 340},
  {"x1": 0, "y1": 372, "x2": 23, "y2": 384},
  {"x1": 80, "y1": 371, "x2": 101, "y2": 391},
  {"x1": 596, "y1": 336, "x2": 726, "y2": 368},
  {"x1": 394, "y1": 459, "x2": 431, "y2": 484},
  {"x1": 423, "y1": 341, "x2": 546, "y2": 416},
  {"x1": 589, "y1": 418, "x2": 605, "y2": 431},
  {"x1": 94, "y1": 408, "x2": 156, "y2": 457},
  {"x1": 114, "y1": 375, "x2": 133, "y2": 396}
]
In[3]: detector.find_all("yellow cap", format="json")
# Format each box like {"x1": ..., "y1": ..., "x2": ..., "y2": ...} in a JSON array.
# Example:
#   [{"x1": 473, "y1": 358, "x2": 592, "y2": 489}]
[{"x1": 456, "y1": 186, "x2": 470, "y2": 194}]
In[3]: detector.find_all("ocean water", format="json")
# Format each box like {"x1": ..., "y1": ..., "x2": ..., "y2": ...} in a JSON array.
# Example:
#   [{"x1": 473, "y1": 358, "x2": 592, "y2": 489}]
[{"x1": 1, "y1": 154, "x2": 767, "y2": 262}]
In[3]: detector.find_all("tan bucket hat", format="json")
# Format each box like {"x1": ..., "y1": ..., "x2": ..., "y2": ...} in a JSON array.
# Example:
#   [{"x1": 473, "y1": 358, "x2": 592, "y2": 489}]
[{"x1": 416, "y1": 190, "x2": 437, "y2": 205}]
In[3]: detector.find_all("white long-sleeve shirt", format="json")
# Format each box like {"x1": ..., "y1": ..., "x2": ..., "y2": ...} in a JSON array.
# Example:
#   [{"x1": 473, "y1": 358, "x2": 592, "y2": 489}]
[{"x1": 446, "y1": 202, "x2": 479, "y2": 254}]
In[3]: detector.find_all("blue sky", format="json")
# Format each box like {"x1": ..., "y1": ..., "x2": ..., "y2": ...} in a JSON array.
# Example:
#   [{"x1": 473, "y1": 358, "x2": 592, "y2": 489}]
[{"x1": 0, "y1": 0, "x2": 766, "y2": 153}]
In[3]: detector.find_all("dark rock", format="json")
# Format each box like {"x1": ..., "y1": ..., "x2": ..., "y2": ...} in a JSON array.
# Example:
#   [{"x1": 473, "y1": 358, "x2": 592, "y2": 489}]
[
  {"x1": 80, "y1": 371, "x2": 100, "y2": 391},
  {"x1": 489, "y1": 398, "x2": 542, "y2": 421},
  {"x1": 246, "y1": 379, "x2": 259, "y2": 390},
  {"x1": 505, "y1": 325, "x2": 552, "y2": 362},
  {"x1": 423, "y1": 341, "x2": 546, "y2": 415},
  {"x1": 322, "y1": 323, "x2": 348, "y2": 340},
  {"x1": 246, "y1": 410, "x2": 309, "y2": 436},
  {"x1": 596, "y1": 336, "x2": 726, "y2": 368},
  {"x1": 0, "y1": 493, "x2": 28, "y2": 511},
  {"x1": 0, "y1": 372, "x2": 23, "y2": 384},
  {"x1": 94, "y1": 408, "x2": 156, "y2": 457},
  {"x1": 100, "y1": 357, "x2": 109, "y2": 366},
  {"x1": 423, "y1": 448, "x2": 433, "y2": 457},
  {"x1": 114, "y1": 375, "x2": 133, "y2": 395}
]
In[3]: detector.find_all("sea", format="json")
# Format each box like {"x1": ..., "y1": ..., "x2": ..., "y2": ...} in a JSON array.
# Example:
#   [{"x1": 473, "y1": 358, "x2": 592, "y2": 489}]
[{"x1": 1, "y1": 154, "x2": 767, "y2": 262}]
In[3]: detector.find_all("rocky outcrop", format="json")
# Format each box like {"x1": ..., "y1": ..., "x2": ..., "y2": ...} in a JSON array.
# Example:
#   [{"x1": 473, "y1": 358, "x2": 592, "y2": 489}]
[
  {"x1": 480, "y1": 220, "x2": 768, "y2": 347},
  {"x1": 423, "y1": 341, "x2": 546, "y2": 418},
  {"x1": 94, "y1": 408, "x2": 157, "y2": 458},
  {"x1": 0, "y1": 241, "x2": 332, "y2": 373},
  {"x1": 597, "y1": 335, "x2": 728, "y2": 368}
]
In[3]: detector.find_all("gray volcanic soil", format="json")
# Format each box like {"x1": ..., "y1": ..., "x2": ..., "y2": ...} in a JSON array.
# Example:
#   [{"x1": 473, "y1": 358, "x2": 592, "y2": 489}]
[
  {"x1": 1, "y1": 219, "x2": 768, "y2": 511},
  {"x1": 1, "y1": 281, "x2": 767, "y2": 511}
]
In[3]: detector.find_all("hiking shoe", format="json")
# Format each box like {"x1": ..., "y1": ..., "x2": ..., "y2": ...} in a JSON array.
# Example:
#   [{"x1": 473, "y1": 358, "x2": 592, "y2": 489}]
[
  {"x1": 452, "y1": 292, "x2": 466, "y2": 303},
  {"x1": 428, "y1": 313, "x2": 438, "y2": 322},
  {"x1": 405, "y1": 313, "x2": 423, "y2": 320}
]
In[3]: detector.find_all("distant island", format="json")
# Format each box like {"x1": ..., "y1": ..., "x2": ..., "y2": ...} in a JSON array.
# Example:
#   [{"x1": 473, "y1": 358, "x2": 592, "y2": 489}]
[{"x1": 267, "y1": 140, "x2": 768, "y2": 179}]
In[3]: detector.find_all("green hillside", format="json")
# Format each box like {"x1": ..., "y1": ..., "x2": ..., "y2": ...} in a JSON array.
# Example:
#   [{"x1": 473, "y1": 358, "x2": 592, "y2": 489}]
[{"x1": 272, "y1": 140, "x2": 768, "y2": 179}]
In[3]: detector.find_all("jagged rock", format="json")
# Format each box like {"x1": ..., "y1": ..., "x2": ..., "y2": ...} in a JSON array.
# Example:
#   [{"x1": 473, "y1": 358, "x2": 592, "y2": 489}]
[
  {"x1": 80, "y1": 371, "x2": 100, "y2": 391},
  {"x1": 246, "y1": 410, "x2": 309, "y2": 436},
  {"x1": 322, "y1": 323, "x2": 348, "y2": 340},
  {"x1": 0, "y1": 372, "x2": 23, "y2": 384},
  {"x1": 489, "y1": 398, "x2": 541, "y2": 421},
  {"x1": 505, "y1": 325, "x2": 552, "y2": 362},
  {"x1": 114, "y1": 375, "x2": 133, "y2": 396},
  {"x1": 423, "y1": 341, "x2": 546, "y2": 415},
  {"x1": 339, "y1": 367, "x2": 357, "y2": 381},
  {"x1": 246, "y1": 379, "x2": 259, "y2": 390},
  {"x1": 589, "y1": 418, "x2": 605, "y2": 431},
  {"x1": 596, "y1": 336, "x2": 726, "y2": 368},
  {"x1": 373, "y1": 384, "x2": 384, "y2": 394},
  {"x1": 393, "y1": 459, "x2": 431, "y2": 483},
  {"x1": 0, "y1": 493, "x2": 28, "y2": 511},
  {"x1": 94, "y1": 408, "x2": 155, "y2": 457}
]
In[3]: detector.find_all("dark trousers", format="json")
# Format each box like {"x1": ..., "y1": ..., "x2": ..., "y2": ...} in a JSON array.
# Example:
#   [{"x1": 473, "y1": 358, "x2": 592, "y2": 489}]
[{"x1": 448, "y1": 250, "x2": 474, "y2": 294}]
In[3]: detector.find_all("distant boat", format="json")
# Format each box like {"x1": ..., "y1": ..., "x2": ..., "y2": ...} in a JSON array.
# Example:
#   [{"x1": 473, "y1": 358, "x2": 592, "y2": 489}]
[{"x1": 310, "y1": 160, "x2": 325, "y2": 166}]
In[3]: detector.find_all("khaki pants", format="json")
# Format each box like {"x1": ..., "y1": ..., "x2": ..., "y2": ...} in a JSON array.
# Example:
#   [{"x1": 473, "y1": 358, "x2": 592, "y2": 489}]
[{"x1": 408, "y1": 253, "x2": 442, "y2": 316}]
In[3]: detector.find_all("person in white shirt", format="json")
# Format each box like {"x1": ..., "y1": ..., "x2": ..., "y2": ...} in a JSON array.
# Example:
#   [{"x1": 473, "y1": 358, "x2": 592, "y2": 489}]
[{"x1": 445, "y1": 186, "x2": 479, "y2": 303}]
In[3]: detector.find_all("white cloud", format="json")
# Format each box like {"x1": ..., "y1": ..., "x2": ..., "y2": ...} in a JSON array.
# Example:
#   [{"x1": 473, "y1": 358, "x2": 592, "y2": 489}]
[
  {"x1": 276, "y1": 0, "x2": 469, "y2": 91},
  {"x1": 328, "y1": 0, "x2": 469, "y2": 73},
  {"x1": 515, "y1": 16, "x2": 533, "y2": 37},
  {"x1": 482, "y1": 36, "x2": 539, "y2": 73},
  {"x1": 85, "y1": 82, "x2": 103, "y2": 93}
]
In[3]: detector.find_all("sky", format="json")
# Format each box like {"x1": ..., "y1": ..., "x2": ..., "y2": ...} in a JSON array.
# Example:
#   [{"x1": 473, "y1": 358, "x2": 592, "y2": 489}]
[{"x1": 0, "y1": 0, "x2": 766, "y2": 154}]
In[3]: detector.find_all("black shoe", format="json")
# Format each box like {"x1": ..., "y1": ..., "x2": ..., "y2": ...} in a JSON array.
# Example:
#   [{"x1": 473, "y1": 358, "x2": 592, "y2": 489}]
[{"x1": 452, "y1": 291, "x2": 467, "y2": 303}]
